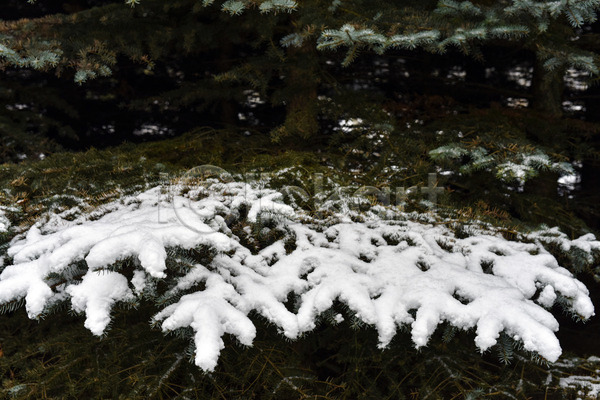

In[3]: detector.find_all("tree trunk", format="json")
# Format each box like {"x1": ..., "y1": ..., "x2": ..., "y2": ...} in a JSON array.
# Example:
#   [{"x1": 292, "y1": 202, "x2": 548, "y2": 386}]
[
  {"x1": 577, "y1": 158, "x2": 600, "y2": 230},
  {"x1": 531, "y1": 54, "x2": 564, "y2": 117},
  {"x1": 217, "y1": 38, "x2": 238, "y2": 128},
  {"x1": 274, "y1": 42, "x2": 320, "y2": 141}
]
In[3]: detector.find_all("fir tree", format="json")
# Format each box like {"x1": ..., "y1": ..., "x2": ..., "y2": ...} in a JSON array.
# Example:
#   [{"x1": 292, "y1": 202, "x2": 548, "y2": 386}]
[{"x1": 1, "y1": 1, "x2": 600, "y2": 398}]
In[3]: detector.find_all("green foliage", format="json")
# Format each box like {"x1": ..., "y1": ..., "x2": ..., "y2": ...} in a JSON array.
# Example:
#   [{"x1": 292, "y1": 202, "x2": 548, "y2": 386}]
[
  {"x1": 430, "y1": 144, "x2": 573, "y2": 183},
  {"x1": 0, "y1": 134, "x2": 598, "y2": 398},
  {"x1": 2, "y1": 0, "x2": 597, "y2": 145},
  {"x1": 0, "y1": 128, "x2": 335, "y2": 228},
  {"x1": 0, "y1": 75, "x2": 80, "y2": 162},
  {"x1": 2, "y1": 303, "x2": 595, "y2": 399}
]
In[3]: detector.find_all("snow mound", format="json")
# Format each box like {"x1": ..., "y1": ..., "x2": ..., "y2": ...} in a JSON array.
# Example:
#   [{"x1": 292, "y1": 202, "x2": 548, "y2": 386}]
[{"x1": 0, "y1": 179, "x2": 595, "y2": 371}]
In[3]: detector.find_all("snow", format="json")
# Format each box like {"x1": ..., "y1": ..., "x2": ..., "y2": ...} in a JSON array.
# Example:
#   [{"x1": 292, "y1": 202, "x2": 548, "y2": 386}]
[
  {"x1": 559, "y1": 375, "x2": 600, "y2": 399},
  {"x1": 0, "y1": 179, "x2": 596, "y2": 371},
  {"x1": 0, "y1": 208, "x2": 9, "y2": 232},
  {"x1": 551, "y1": 356, "x2": 600, "y2": 399},
  {"x1": 66, "y1": 271, "x2": 134, "y2": 335},
  {"x1": 496, "y1": 161, "x2": 533, "y2": 183},
  {"x1": 496, "y1": 154, "x2": 573, "y2": 185},
  {"x1": 0, "y1": 208, "x2": 8, "y2": 267}
]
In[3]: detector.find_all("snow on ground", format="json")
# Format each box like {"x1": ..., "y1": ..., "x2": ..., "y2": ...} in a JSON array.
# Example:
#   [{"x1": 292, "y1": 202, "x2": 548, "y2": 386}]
[{"x1": 0, "y1": 179, "x2": 597, "y2": 371}]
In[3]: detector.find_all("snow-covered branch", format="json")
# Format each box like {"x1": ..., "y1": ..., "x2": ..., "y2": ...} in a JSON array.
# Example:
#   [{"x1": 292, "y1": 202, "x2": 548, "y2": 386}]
[{"x1": 0, "y1": 179, "x2": 595, "y2": 371}]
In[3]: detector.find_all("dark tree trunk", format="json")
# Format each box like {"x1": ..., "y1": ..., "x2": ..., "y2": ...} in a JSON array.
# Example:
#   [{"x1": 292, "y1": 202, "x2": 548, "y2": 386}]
[
  {"x1": 531, "y1": 54, "x2": 564, "y2": 117},
  {"x1": 217, "y1": 38, "x2": 238, "y2": 128},
  {"x1": 278, "y1": 42, "x2": 320, "y2": 140},
  {"x1": 577, "y1": 159, "x2": 600, "y2": 230}
]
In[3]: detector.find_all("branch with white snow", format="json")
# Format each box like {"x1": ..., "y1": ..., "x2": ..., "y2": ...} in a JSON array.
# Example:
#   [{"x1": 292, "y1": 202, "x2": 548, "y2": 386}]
[{"x1": 0, "y1": 180, "x2": 595, "y2": 371}]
